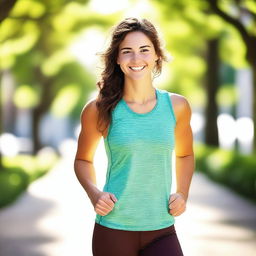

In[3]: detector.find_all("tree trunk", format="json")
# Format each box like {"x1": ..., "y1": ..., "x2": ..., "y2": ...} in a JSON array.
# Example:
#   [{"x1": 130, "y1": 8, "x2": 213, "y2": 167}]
[
  {"x1": 31, "y1": 107, "x2": 43, "y2": 155},
  {"x1": 31, "y1": 68, "x2": 55, "y2": 155},
  {"x1": 246, "y1": 36, "x2": 256, "y2": 151},
  {"x1": 252, "y1": 64, "x2": 256, "y2": 151},
  {"x1": 204, "y1": 38, "x2": 219, "y2": 146},
  {"x1": 0, "y1": 81, "x2": 3, "y2": 170},
  {"x1": 0, "y1": 0, "x2": 18, "y2": 23}
]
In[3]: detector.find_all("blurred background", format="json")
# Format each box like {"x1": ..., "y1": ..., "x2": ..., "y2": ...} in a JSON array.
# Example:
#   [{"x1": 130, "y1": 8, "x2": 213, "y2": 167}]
[{"x1": 0, "y1": 0, "x2": 256, "y2": 255}]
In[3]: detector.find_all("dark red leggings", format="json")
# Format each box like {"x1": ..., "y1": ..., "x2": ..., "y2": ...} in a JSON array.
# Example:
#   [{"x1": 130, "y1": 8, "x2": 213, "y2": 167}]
[{"x1": 92, "y1": 222, "x2": 184, "y2": 256}]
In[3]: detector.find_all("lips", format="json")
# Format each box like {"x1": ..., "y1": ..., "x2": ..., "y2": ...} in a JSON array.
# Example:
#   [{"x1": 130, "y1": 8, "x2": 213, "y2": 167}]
[{"x1": 129, "y1": 66, "x2": 145, "y2": 71}]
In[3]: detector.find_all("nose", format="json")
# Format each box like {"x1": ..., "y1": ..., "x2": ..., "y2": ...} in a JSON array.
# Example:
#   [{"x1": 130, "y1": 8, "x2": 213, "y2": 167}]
[{"x1": 131, "y1": 52, "x2": 141, "y2": 62}]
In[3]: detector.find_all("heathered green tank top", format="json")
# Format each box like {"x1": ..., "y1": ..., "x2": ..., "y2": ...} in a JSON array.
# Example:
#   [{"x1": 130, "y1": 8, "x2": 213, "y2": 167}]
[{"x1": 95, "y1": 88, "x2": 176, "y2": 231}]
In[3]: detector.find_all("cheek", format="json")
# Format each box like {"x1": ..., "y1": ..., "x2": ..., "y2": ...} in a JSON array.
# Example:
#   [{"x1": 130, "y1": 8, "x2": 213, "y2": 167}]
[
  {"x1": 118, "y1": 55, "x2": 130, "y2": 64},
  {"x1": 147, "y1": 54, "x2": 157, "y2": 62}
]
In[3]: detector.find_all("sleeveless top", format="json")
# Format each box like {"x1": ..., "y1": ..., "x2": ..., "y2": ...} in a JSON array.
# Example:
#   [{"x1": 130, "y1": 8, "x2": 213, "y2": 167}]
[{"x1": 95, "y1": 88, "x2": 176, "y2": 231}]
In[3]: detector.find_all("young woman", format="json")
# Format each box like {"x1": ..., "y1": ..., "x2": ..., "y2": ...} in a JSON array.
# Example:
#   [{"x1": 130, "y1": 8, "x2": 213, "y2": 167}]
[{"x1": 74, "y1": 17, "x2": 194, "y2": 256}]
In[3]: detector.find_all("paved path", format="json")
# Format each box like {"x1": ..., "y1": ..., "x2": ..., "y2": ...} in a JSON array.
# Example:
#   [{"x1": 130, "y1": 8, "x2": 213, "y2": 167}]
[{"x1": 0, "y1": 139, "x2": 255, "y2": 256}]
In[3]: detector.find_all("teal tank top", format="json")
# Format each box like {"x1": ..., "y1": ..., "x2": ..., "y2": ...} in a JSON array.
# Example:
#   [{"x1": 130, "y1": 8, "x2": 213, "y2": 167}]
[{"x1": 95, "y1": 88, "x2": 176, "y2": 231}]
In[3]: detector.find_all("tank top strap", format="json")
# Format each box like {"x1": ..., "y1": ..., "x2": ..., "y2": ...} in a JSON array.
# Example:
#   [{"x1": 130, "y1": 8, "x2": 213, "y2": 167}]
[{"x1": 155, "y1": 88, "x2": 177, "y2": 124}]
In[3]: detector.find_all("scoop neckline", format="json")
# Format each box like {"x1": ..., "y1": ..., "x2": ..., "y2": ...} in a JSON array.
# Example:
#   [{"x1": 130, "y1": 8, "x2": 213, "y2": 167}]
[{"x1": 121, "y1": 88, "x2": 159, "y2": 116}]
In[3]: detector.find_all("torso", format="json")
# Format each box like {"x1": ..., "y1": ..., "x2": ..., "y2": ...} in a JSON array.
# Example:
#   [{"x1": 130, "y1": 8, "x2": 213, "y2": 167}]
[{"x1": 96, "y1": 88, "x2": 177, "y2": 231}]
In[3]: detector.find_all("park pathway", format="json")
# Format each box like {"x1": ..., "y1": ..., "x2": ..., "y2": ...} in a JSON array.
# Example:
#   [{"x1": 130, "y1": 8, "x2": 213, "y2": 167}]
[{"x1": 0, "y1": 139, "x2": 255, "y2": 256}]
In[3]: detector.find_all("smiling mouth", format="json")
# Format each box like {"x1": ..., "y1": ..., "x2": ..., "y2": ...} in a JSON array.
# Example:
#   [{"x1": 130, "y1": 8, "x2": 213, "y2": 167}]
[{"x1": 129, "y1": 66, "x2": 146, "y2": 71}]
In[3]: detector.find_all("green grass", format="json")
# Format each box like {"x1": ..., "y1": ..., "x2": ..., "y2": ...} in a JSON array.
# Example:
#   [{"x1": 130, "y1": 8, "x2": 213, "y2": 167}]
[
  {"x1": 0, "y1": 150, "x2": 58, "y2": 208},
  {"x1": 195, "y1": 143, "x2": 256, "y2": 203}
]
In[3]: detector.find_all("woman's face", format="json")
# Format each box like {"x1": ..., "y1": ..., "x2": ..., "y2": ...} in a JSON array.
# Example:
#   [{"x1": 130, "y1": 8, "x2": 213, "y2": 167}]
[{"x1": 117, "y1": 31, "x2": 159, "y2": 80}]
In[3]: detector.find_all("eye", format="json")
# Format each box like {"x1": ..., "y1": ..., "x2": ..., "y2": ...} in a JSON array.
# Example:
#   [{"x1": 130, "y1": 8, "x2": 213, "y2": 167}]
[
  {"x1": 122, "y1": 51, "x2": 131, "y2": 54},
  {"x1": 141, "y1": 49, "x2": 149, "y2": 52}
]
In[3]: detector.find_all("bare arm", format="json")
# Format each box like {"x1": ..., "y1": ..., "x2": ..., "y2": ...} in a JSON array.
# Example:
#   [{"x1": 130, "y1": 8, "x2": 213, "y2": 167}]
[
  {"x1": 169, "y1": 94, "x2": 195, "y2": 216},
  {"x1": 174, "y1": 95, "x2": 194, "y2": 202},
  {"x1": 74, "y1": 99, "x2": 117, "y2": 216}
]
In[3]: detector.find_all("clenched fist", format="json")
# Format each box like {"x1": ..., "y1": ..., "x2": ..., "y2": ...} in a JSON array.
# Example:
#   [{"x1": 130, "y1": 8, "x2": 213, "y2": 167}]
[
  {"x1": 168, "y1": 192, "x2": 186, "y2": 217},
  {"x1": 93, "y1": 192, "x2": 118, "y2": 216}
]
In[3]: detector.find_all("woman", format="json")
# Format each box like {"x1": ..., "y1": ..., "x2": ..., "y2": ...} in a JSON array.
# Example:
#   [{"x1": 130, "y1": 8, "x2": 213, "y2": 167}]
[{"x1": 74, "y1": 17, "x2": 194, "y2": 256}]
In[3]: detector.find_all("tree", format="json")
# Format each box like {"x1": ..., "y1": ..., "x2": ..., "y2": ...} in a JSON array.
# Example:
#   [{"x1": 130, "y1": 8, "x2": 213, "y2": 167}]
[
  {"x1": 152, "y1": 0, "x2": 226, "y2": 146},
  {"x1": 0, "y1": 0, "x2": 113, "y2": 155},
  {"x1": 207, "y1": 0, "x2": 256, "y2": 149},
  {"x1": 0, "y1": 0, "x2": 19, "y2": 169}
]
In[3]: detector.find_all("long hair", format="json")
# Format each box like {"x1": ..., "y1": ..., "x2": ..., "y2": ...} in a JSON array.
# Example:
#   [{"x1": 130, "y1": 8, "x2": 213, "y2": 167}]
[{"x1": 96, "y1": 17, "x2": 168, "y2": 134}]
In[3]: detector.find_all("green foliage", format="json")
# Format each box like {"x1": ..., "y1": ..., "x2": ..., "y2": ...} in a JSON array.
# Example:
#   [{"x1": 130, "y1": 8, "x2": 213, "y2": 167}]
[
  {"x1": 195, "y1": 143, "x2": 256, "y2": 203},
  {"x1": 0, "y1": 151, "x2": 58, "y2": 208},
  {"x1": 0, "y1": 168, "x2": 29, "y2": 208},
  {"x1": 13, "y1": 85, "x2": 40, "y2": 108},
  {"x1": 151, "y1": 0, "x2": 249, "y2": 108},
  {"x1": 0, "y1": 0, "x2": 113, "y2": 124},
  {"x1": 0, "y1": 20, "x2": 40, "y2": 69},
  {"x1": 51, "y1": 84, "x2": 81, "y2": 117},
  {"x1": 219, "y1": 27, "x2": 248, "y2": 68},
  {"x1": 245, "y1": 0, "x2": 256, "y2": 14},
  {"x1": 217, "y1": 84, "x2": 237, "y2": 107},
  {"x1": 51, "y1": 61, "x2": 96, "y2": 119}
]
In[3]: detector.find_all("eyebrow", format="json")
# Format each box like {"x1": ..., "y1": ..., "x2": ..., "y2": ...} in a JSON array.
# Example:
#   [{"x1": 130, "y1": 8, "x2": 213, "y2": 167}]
[{"x1": 120, "y1": 45, "x2": 151, "y2": 51}]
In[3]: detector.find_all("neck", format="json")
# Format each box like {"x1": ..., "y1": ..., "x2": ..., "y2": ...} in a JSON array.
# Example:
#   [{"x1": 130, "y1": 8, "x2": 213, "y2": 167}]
[{"x1": 123, "y1": 77, "x2": 156, "y2": 104}]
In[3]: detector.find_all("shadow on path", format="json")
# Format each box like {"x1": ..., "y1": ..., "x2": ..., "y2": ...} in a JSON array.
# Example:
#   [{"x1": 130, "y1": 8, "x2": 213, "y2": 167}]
[
  {"x1": 175, "y1": 172, "x2": 256, "y2": 256},
  {"x1": 0, "y1": 190, "x2": 58, "y2": 256}
]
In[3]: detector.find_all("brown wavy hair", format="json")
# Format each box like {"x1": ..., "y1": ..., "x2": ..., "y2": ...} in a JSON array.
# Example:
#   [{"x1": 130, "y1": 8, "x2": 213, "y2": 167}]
[{"x1": 96, "y1": 17, "x2": 168, "y2": 134}]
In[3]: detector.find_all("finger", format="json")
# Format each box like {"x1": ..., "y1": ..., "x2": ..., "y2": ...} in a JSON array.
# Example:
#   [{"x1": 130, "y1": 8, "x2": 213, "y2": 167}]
[
  {"x1": 95, "y1": 208, "x2": 107, "y2": 216},
  {"x1": 170, "y1": 204, "x2": 186, "y2": 216},
  {"x1": 169, "y1": 196, "x2": 178, "y2": 204},
  {"x1": 169, "y1": 195, "x2": 178, "y2": 203},
  {"x1": 169, "y1": 198, "x2": 181, "y2": 209},
  {"x1": 171, "y1": 207, "x2": 185, "y2": 217},
  {"x1": 100, "y1": 198, "x2": 115, "y2": 208},
  {"x1": 95, "y1": 203, "x2": 113, "y2": 214},
  {"x1": 170, "y1": 209, "x2": 181, "y2": 216},
  {"x1": 169, "y1": 204, "x2": 180, "y2": 214},
  {"x1": 170, "y1": 204, "x2": 182, "y2": 214},
  {"x1": 110, "y1": 193, "x2": 118, "y2": 203},
  {"x1": 95, "y1": 204, "x2": 110, "y2": 213},
  {"x1": 97, "y1": 200, "x2": 113, "y2": 210},
  {"x1": 169, "y1": 196, "x2": 185, "y2": 208},
  {"x1": 169, "y1": 202, "x2": 184, "y2": 213}
]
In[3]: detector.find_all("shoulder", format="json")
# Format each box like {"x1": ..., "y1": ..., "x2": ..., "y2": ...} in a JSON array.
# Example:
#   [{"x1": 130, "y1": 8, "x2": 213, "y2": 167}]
[
  {"x1": 80, "y1": 97, "x2": 98, "y2": 124},
  {"x1": 167, "y1": 92, "x2": 192, "y2": 122}
]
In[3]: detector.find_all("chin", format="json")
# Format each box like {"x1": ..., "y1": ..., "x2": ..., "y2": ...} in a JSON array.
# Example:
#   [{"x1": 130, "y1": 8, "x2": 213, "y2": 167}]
[{"x1": 126, "y1": 72, "x2": 151, "y2": 80}]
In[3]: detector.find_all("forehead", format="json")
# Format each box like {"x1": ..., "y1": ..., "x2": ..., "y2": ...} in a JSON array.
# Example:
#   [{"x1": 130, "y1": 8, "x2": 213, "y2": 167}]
[{"x1": 119, "y1": 31, "x2": 153, "y2": 48}]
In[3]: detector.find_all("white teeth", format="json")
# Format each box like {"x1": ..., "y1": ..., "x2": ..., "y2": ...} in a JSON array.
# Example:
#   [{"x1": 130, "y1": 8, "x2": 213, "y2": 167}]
[{"x1": 130, "y1": 66, "x2": 145, "y2": 71}]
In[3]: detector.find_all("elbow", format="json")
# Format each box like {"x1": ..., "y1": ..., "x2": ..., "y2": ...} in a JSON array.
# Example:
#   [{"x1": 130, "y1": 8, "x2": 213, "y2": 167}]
[
  {"x1": 74, "y1": 158, "x2": 93, "y2": 172},
  {"x1": 176, "y1": 152, "x2": 194, "y2": 158}
]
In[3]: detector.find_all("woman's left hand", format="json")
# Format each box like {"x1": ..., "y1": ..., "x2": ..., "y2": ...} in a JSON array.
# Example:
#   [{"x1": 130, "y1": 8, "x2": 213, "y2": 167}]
[{"x1": 168, "y1": 193, "x2": 186, "y2": 217}]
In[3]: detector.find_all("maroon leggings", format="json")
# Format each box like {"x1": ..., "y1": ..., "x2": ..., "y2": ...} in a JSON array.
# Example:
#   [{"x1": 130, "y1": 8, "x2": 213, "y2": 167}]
[{"x1": 92, "y1": 222, "x2": 184, "y2": 256}]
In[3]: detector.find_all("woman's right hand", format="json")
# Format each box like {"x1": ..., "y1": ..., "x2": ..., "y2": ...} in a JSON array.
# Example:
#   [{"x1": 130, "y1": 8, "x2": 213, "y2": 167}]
[{"x1": 93, "y1": 191, "x2": 118, "y2": 216}]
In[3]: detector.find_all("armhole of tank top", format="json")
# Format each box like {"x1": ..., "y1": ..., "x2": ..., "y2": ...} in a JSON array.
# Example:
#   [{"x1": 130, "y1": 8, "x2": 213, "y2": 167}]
[
  {"x1": 103, "y1": 114, "x2": 114, "y2": 140},
  {"x1": 103, "y1": 118, "x2": 113, "y2": 194},
  {"x1": 165, "y1": 92, "x2": 177, "y2": 124}
]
